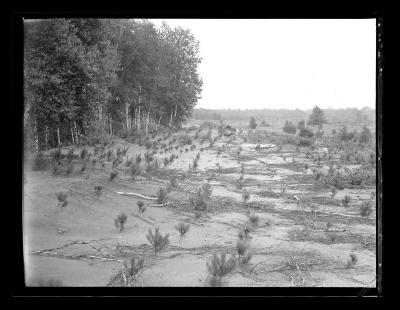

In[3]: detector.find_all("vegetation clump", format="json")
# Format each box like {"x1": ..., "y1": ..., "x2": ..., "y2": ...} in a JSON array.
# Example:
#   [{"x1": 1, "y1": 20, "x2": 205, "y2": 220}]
[{"x1": 175, "y1": 223, "x2": 190, "y2": 241}]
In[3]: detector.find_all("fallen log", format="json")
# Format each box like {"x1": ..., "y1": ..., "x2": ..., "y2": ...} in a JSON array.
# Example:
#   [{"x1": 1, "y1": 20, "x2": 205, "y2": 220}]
[{"x1": 116, "y1": 191, "x2": 157, "y2": 200}]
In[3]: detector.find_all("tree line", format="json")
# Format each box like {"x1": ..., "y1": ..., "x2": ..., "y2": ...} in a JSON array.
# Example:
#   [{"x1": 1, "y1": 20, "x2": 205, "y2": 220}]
[
  {"x1": 24, "y1": 19, "x2": 203, "y2": 152},
  {"x1": 192, "y1": 107, "x2": 375, "y2": 124}
]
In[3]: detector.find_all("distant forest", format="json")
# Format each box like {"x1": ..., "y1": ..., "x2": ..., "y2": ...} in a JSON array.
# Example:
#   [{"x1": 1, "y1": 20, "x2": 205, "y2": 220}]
[{"x1": 191, "y1": 107, "x2": 375, "y2": 124}]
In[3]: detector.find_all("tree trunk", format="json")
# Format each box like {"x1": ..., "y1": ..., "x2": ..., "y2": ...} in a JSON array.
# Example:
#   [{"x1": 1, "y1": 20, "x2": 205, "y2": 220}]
[
  {"x1": 34, "y1": 119, "x2": 39, "y2": 153},
  {"x1": 57, "y1": 127, "x2": 61, "y2": 148},
  {"x1": 137, "y1": 106, "x2": 141, "y2": 131},
  {"x1": 71, "y1": 127, "x2": 75, "y2": 145},
  {"x1": 125, "y1": 101, "x2": 130, "y2": 130},
  {"x1": 145, "y1": 109, "x2": 150, "y2": 134},
  {"x1": 73, "y1": 121, "x2": 79, "y2": 145},
  {"x1": 45, "y1": 125, "x2": 48, "y2": 150}
]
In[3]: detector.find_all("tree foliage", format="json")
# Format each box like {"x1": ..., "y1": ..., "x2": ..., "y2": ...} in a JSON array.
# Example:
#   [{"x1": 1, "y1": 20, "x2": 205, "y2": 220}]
[
  {"x1": 307, "y1": 106, "x2": 327, "y2": 128},
  {"x1": 24, "y1": 19, "x2": 203, "y2": 152}
]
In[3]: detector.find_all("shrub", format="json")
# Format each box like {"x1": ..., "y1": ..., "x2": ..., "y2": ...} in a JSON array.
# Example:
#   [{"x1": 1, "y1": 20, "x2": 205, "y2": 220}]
[
  {"x1": 109, "y1": 171, "x2": 118, "y2": 182},
  {"x1": 146, "y1": 227, "x2": 170, "y2": 255},
  {"x1": 65, "y1": 163, "x2": 74, "y2": 175},
  {"x1": 114, "y1": 213, "x2": 128, "y2": 232},
  {"x1": 297, "y1": 137, "x2": 313, "y2": 147},
  {"x1": 298, "y1": 128, "x2": 314, "y2": 138},
  {"x1": 346, "y1": 253, "x2": 358, "y2": 268},
  {"x1": 94, "y1": 186, "x2": 103, "y2": 197},
  {"x1": 206, "y1": 251, "x2": 236, "y2": 284},
  {"x1": 341, "y1": 195, "x2": 351, "y2": 208},
  {"x1": 360, "y1": 201, "x2": 373, "y2": 217},
  {"x1": 156, "y1": 187, "x2": 168, "y2": 204},
  {"x1": 175, "y1": 223, "x2": 190, "y2": 240},
  {"x1": 240, "y1": 253, "x2": 252, "y2": 265},
  {"x1": 137, "y1": 201, "x2": 146, "y2": 213},
  {"x1": 330, "y1": 187, "x2": 338, "y2": 198},
  {"x1": 135, "y1": 154, "x2": 142, "y2": 164},
  {"x1": 130, "y1": 164, "x2": 141, "y2": 179}
]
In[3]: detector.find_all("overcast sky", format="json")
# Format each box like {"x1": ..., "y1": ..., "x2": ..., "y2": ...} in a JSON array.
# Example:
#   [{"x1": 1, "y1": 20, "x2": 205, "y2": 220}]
[{"x1": 151, "y1": 19, "x2": 376, "y2": 110}]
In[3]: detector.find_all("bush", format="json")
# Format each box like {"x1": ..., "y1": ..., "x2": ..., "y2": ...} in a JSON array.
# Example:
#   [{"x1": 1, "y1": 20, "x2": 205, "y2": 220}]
[
  {"x1": 80, "y1": 147, "x2": 88, "y2": 160},
  {"x1": 298, "y1": 128, "x2": 314, "y2": 138},
  {"x1": 360, "y1": 201, "x2": 373, "y2": 217},
  {"x1": 206, "y1": 251, "x2": 236, "y2": 285},
  {"x1": 201, "y1": 183, "x2": 213, "y2": 199},
  {"x1": 114, "y1": 213, "x2": 128, "y2": 232},
  {"x1": 283, "y1": 121, "x2": 296, "y2": 134},
  {"x1": 156, "y1": 187, "x2": 168, "y2": 204},
  {"x1": 146, "y1": 227, "x2": 170, "y2": 254}
]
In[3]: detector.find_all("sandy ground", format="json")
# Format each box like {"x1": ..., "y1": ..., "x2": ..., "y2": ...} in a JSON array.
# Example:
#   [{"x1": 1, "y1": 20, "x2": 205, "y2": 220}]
[{"x1": 23, "y1": 128, "x2": 376, "y2": 287}]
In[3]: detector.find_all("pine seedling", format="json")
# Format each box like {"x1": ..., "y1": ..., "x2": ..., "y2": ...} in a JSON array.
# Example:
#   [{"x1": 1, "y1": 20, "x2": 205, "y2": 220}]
[
  {"x1": 236, "y1": 239, "x2": 248, "y2": 262},
  {"x1": 331, "y1": 187, "x2": 338, "y2": 198},
  {"x1": 137, "y1": 201, "x2": 146, "y2": 213},
  {"x1": 122, "y1": 257, "x2": 144, "y2": 286},
  {"x1": 94, "y1": 185, "x2": 103, "y2": 197},
  {"x1": 206, "y1": 251, "x2": 236, "y2": 285},
  {"x1": 242, "y1": 188, "x2": 250, "y2": 205},
  {"x1": 341, "y1": 195, "x2": 351, "y2": 208},
  {"x1": 156, "y1": 187, "x2": 168, "y2": 204},
  {"x1": 360, "y1": 201, "x2": 373, "y2": 217},
  {"x1": 109, "y1": 171, "x2": 118, "y2": 182},
  {"x1": 248, "y1": 213, "x2": 259, "y2": 227},
  {"x1": 346, "y1": 253, "x2": 358, "y2": 268},
  {"x1": 146, "y1": 228, "x2": 170, "y2": 255},
  {"x1": 201, "y1": 183, "x2": 213, "y2": 199},
  {"x1": 55, "y1": 192, "x2": 68, "y2": 212},
  {"x1": 175, "y1": 223, "x2": 190, "y2": 241},
  {"x1": 114, "y1": 213, "x2": 128, "y2": 232}
]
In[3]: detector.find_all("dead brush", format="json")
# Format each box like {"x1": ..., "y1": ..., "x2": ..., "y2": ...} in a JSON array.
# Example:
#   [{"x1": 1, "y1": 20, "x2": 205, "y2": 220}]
[
  {"x1": 206, "y1": 251, "x2": 236, "y2": 287},
  {"x1": 346, "y1": 253, "x2": 358, "y2": 268},
  {"x1": 114, "y1": 213, "x2": 128, "y2": 232},
  {"x1": 55, "y1": 191, "x2": 68, "y2": 213},
  {"x1": 175, "y1": 223, "x2": 190, "y2": 241},
  {"x1": 146, "y1": 227, "x2": 170, "y2": 255}
]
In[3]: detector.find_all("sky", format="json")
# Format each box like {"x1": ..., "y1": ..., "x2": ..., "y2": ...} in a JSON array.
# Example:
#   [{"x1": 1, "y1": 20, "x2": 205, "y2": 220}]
[{"x1": 151, "y1": 19, "x2": 376, "y2": 110}]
